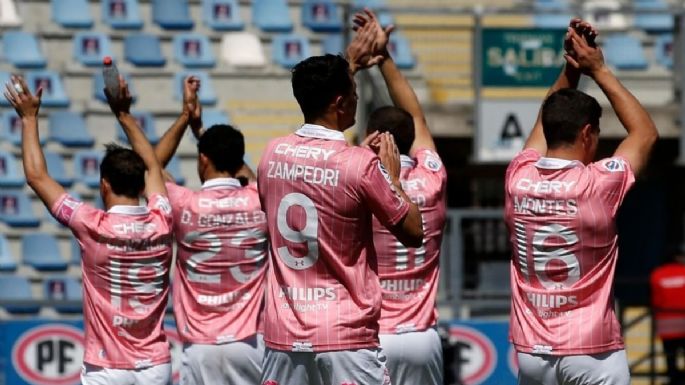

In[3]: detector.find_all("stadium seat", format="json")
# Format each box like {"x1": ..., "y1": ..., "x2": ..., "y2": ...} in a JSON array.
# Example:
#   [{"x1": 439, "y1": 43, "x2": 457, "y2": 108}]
[
  {"x1": 43, "y1": 151, "x2": 73, "y2": 187},
  {"x1": 322, "y1": 34, "x2": 344, "y2": 55},
  {"x1": 352, "y1": 0, "x2": 384, "y2": 9},
  {"x1": 252, "y1": 0, "x2": 293, "y2": 32},
  {"x1": 634, "y1": 0, "x2": 673, "y2": 33},
  {"x1": 220, "y1": 32, "x2": 266, "y2": 67},
  {"x1": 0, "y1": 72, "x2": 11, "y2": 107},
  {"x1": 70, "y1": 238, "x2": 81, "y2": 265},
  {"x1": 0, "y1": 150, "x2": 24, "y2": 188},
  {"x1": 388, "y1": 33, "x2": 416, "y2": 69},
  {"x1": 23, "y1": 233, "x2": 68, "y2": 271},
  {"x1": 603, "y1": 34, "x2": 649, "y2": 70},
  {"x1": 0, "y1": 111, "x2": 44, "y2": 146},
  {"x1": 167, "y1": 157, "x2": 186, "y2": 185},
  {"x1": 2, "y1": 31, "x2": 47, "y2": 69},
  {"x1": 272, "y1": 34, "x2": 311, "y2": 69},
  {"x1": 44, "y1": 276, "x2": 82, "y2": 313},
  {"x1": 52, "y1": 0, "x2": 93, "y2": 28},
  {"x1": 93, "y1": 72, "x2": 136, "y2": 103},
  {"x1": 26, "y1": 71, "x2": 70, "y2": 107},
  {"x1": 173, "y1": 33, "x2": 216, "y2": 68},
  {"x1": 0, "y1": 276, "x2": 39, "y2": 314},
  {"x1": 0, "y1": 234, "x2": 17, "y2": 271},
  {"x1": 73, "y1": 32, "x2": 112, "y2": 67},
  {"x1": 102, "y1": 0, "x2": 143, "y2": 29},
  {"x1": 583, "y1": 0, "x2": 629, "y2": 30},
  {"x1": 124, "y1": 33, "x2": 166, "y2": 67},
  {"x1": 117, "y1": 111, "x2": 159, "y2": 144},
  {"x1": 203, "y1": 109, "x2": 231, "y2": 127},
  {"x1": 0, "y1": 190, "x2": 39, "y2": 227},
  {"x1": 302, "y1": 0, "x2": 342, "y2": 32},
  {"x1": 533, "y1": 0, "x2": 574, "y2": 28},
  {"x1": 174, "y1": 71, "x2": 217, "y2": 105},
  {"x1": 203, "y1": 0, "x2": 244, "y2": 31},
  {"x1": 49, "y1": 111, "x2": 95, "y2": 148},
  {"x1": 655, "y1": 34, "x2": 673, "y2": 69},
  {"x1": 0, "y1": 0, "x2": 22, "y2": 27},
  {"x1": 152, "y1": 0, "x2": 194, "y2": 30},
  {"x1": 377, "y1": 12, "x2": 394, "y2": 28},
  {"x1": 73, "y1": 150, "x2": 104, "y2": 189}
]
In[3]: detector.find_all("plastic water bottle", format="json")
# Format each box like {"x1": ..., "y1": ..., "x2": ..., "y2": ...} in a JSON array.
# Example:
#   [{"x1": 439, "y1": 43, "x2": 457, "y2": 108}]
[{"x1": 102, "y1": 56, "x2": 120, "y2": 100}]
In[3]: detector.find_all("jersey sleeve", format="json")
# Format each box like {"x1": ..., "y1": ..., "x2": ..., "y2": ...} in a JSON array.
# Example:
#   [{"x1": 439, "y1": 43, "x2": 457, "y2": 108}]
[
  {"x1": 147, "y1": 193, "x2": 173, "y2": 225},
  {"x1": 414, "y1": 148, "x2": 447, "y2": 190},
  {"x1": 359, "y1": 154, "x2": 410, "y2": 228},
  {"x1": 50, "y1": 193, "x2": 100, "y2": 234},
  {"x1": 505, "y1": 149, "x2": 541, "y2": 190},
  {"x1": 165, "y1": 182, "x2": 192, "y2": 208},
  {"x1": 588, "y1": 156, "x2": 636, "y2": 216}
]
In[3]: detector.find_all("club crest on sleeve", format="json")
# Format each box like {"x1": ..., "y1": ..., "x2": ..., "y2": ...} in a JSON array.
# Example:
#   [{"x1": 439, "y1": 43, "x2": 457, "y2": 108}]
[
  {"x1": 377, "y1": 161, "x2": 393, "y2": 185},
  {"x1": 424, "y1": 152, "x2": 442, "y2": 172},
  {"x1": 155, "y1": 196, "x2": 172, "y2": 214},
  {"x1": 602, "y1": 159, "x2": 624, "y2": 173}
]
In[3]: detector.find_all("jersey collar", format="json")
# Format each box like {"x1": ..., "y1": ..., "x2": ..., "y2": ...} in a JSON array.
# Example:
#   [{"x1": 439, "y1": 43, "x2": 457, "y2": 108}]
[
  {"x1": 400, "y1": 155, "x2": 415, "y2": 169},
  {"x1": 535, "y1": 157, "x2": 583, "y2": 170},
  {"x1": 107, "y1": 205, "x2": 150, "y2": 215},
  {"x1": 295, "y1": 124, "x2": 346, "y2": 142},
  {"x1": 201, "y1": 178, "x2": 242, "y2": 190}
]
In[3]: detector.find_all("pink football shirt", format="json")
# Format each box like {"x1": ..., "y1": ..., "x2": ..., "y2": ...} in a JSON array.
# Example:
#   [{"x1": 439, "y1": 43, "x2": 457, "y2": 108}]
[
  {"x1": 504, "y1": 149, "x2": 635, "y2": 355},
  {"x1": 166, "y1": 179, "x2": 267, "y2": 344},
  {"x1": 51, "y1": 193, "x2": 173, "y2": 369},
  {"x1": 374, "y1": 150, "x2": 447, "y2": 334},
  {"x1": 257, "y1": 124, "x2": 410, "y2": 352}
]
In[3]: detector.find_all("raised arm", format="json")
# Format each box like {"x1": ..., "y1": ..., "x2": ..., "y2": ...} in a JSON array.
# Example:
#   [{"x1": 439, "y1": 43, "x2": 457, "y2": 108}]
[
  {"x1": 566, "y1": 27, "x2": 657, "y2": 175},
  {"x1": 154, "y1": 76, "x2": 200, "y2": 167},
  {"x1": 105, "y1": 76, "x2": 167, "y2": 197},
  {"x1": 4, "y1": 76, "x2": 66, "y2": 208}
]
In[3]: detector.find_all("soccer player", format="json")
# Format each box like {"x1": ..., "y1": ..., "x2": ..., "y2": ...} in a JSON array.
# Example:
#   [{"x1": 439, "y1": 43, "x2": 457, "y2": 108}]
[
  {"x1": 4, "y1": 75, "x2": 174, "y2": 385},
  {"x1": 257, "y1": 23, "x2": 424, "y2": 385},
  {"x1": 153, "y1": 76, "x2": 267, "y2": 385},
  {"x1": 354, "y1": 10, "x2": 447, "y2": 385},
  {"x1": 504, "y1": 19, "x2": 658, "y2": 385}
]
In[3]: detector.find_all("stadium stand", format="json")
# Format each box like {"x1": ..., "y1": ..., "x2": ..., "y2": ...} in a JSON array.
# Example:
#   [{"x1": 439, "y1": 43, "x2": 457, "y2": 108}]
[
  {"x1": 124, "y1": 33, "x2": 167, "y2": 67},
  {"x1": 203, "y1": 0, "x2": 245, "y2": 31},
  {"x1": 152, "y1": 0, "x2": 194, "y2": 30},
  {"x1": 322, "y1": 34, "x2": 344, "y2": 55},
  {"x1": 252, "y1": 0, "x2": 294, "y2": 32},
  {"x1": 633, "y1": 0, "x2": 673, "y2": 33},
  {"x1": 582, "y1": 0, "x2": 629, "y2": 30},
  {"x1": 0, "y1": 234, "x2": 17, "y2": 272},
  {"x1": 655, "y1": 33, "x2": 673, "y2": 69},
  {"x1": 272, "y1": 34, "x2": 311, "y2": 69},
  {"x1": 174, "y1": 71, "x2": 217, "y2": 105},
  {"x1": 0, "y1": 150, "x2": 25, "y2": 188},
  {"x1": 0, "y1": 0, "x2": 22, "y2": 27},
  {"x1": 0, "y1": 276, "x2": 39, "y2": 314},
  {"x1": 302, "y1": 0, "x2": 343, "y2": 32},
  {"x1": 0, "y1": 190, "x2": 40, "y2": 228},
  {"x1": 220, "y1": 32, "x2": 266, "y2": 67},
  {"x1": 0, "y1": 112, "x2": 42, "y2": 146},
  {"x1": 102, "y1": 0, "x2": 144, "y2": 29},
  {"x1": 0, "y1": 72, "x2": 12, "y2": 108},
  {"x1": 52, "y1": 0, "x2": 94, "y2": 29},
  {"x1": 73, "y1": 32, "x2": 112, "y2": 67},
  {"x1": 533, "y1": 0, "x2": 574, "y2": 28},
  {"x1": 22, "y1": 233, "x2": 68, "y2": 272},
  {"x1": 387, "y1": 33, "x2": 416, "y2": 70},
  {"x1": 26, "y1": 71, "x2": 70, "y2": 107},
  {"x1": 44, "y1": 151, "x2": 73, "y2": 188},
  {"x1": 167, "y1": 156, "x2": 187, "y2": 185},
  {"x1": 603, "y1": 34, "x2": 650, "y2": 70},
  {"x1": 2, "y1": 31, "x2": 47, "y2": 69},
  {"x1": 173, "y1": 33, "x2": 217, "y2": 68},
  {"x1": 202, "y1": 109, "x2": 232, "y2": 127},
  {"x1": 117, "y1": 111, "x2": 159, "y2": 144},
  {"x1": 49, "y1": 111, "x2": 95, "y2": 148},
  {"x1": 70, "y1": 238, "x2": 80, "y2": 265},
  {"x1": 73, "y1": 150, "x2": 104, "y2": 189},
  {"x1": 43, "y1": 276, "x2": 82, "y2": 313}
]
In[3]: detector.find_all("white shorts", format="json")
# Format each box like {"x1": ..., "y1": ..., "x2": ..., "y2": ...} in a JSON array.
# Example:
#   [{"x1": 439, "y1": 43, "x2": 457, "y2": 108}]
[
  {"x1": 517, "y1": 349, "x2": 630, "y2": 385},
  {"x1": 81, "y1": 362, "x2": 171, "y2": 385},
  {"x1": 379, "y1": 327, "x2": 443, "y2": 385},
  {"x1": 180, "y1": 334, "x2": 264, "y2": 385},
  {"x1": 261, "y1": 347, "x2": 391, "y2": 385}
]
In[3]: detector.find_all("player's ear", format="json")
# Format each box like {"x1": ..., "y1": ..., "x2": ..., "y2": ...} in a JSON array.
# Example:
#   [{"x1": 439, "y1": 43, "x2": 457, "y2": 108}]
[
  {"x1": 334, "y1": 95, "x2": 345, "y2": 113},
  {"x1": 580, "y1": 123, "x2": 593, "y2": 144}
]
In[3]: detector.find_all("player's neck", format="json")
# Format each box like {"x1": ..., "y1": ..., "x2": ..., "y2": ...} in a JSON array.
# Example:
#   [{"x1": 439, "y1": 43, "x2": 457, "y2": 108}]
[
  {"x1": 545, "y1": 145, "x2": 585, "y2": 163},
  {"x1": 104, "y1": 195, "x2": 140, "y2": 210},
  {"x1": 202, "y1": 170, "x2": 234, "y2": 182},
  {"x1": 307, "y1": 116, "x2": 344, "y2": 132}
]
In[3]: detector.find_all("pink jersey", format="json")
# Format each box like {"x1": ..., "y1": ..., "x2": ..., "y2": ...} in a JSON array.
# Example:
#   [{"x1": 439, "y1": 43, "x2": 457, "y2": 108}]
[
  {"x1": 504, "y1": 149, "x2": 635, "y2": 355},
  {"x1": 374, "y1": 150, "x2": 447, "y2": 334},
  {"x1": 166, "y1": 179, "x2": 267, "y2": 345},
  {"x1": 257, "y1": 124, "x2": 410, "y2": 352},
  {"x1": 51, "y1": 193, "x2": 174, "y2": 369}
]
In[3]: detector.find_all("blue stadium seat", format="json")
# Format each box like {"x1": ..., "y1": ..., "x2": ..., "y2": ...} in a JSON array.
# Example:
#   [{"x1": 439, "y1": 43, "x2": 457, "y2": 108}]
[
  {"x1": 124, "y1": 34, "x2": 166, "y2": 67},
  {"x1": 322, "y1": 34, "x2": 344, "y2": 55},
  {"x1": 634, "y1": 0, "x2": 673, "y2": 33},
  {"x1": 73, "y1": 150, "x2": 103, "y2": 189},
  {"x1": 203, "y1": 109, "x2": 231, "y2": 127},
  {"x1": 0, "y1": 150, "x2": 24, "y2": 188},
  {"x1": 102, "y1": 0, "x2": 143, "y2": 29},
  {"x1": 117, "y1": 111, "x2": 159, "y2": 144},
  {"x1": 73, "y1": 32, "x2": 112, "y2": 67},
  {"x1": 0, "y1": 190, "x2": 40, "y2": 228},
  {"x1": 0, "y1": 112, "x2": 45, "y2": 146},
  {"x1": 2, "y1": 31, "x2": 47, "y2": 68},
  {"x1": 0, "y1": 234, "x2": 17, "y2": 272},
  {"x1": 0, "y1": 71, "x2": 10, "y2": 107},
  {"x1": 253, "y1": 0, "x2": 293, "y2": 32},
  {"x1": 44, "y1": 151, "x2": 73, "y2": 187},
  {"x1": 93, "y1": 72, "x2": 136, "y2": 103},
  {"x1": 352, "y1": 0, "x2": 384, "y2": 8},
  {"x1": 533, "y1": 0, "x2": 573, "y2": 28},
  {"x1": 603, "y1": 34, "x2": 649, "y2": 70},
  {"x1": 49, "y1": 111, "x2": 95, "y2": 148},
  {"x1": 302, "y1": 0, "x2": 342, "y2": 32},
  {"x1": 70, "y1": 238, "x2": 81, "y2": 265},
  {"x1": 655, "y1": 34, "x2": 673, "y2": 69},
  {"x1": 174, "y1": 71, "x2": 217, "y2": 105},
  {"x1": 203, "y1": 0, "x2": 244, "y2": 31},
  {"x1": 153, "y1": 0, "x2": 194, "y2": 30},
  {"x1": 272, "y1": 34, "x2": 311, "y2": 69},
  {"x1": 44, "y1": 276, "x2": 82, "y2": 313},
  {"x1": 173, "y1": 33, "x2": 216, "y2": 68},
  {"x1": 167, "y1": 156, "x2": 186, "y2": 185},
  {"x1": 26, "y1": 71, "x2": 70, "y2": 107},
  {"x1": 52, "y1": 0, "x2": 93, "y2": 28},
  {"x1": 23, "y1": 233, "x2": 67, "y2": 271},
  {"x1": 0, "y1": 276, "x2": 39, "y2": 314},
  {"x1": 388, "y1": 33, "x2": 416, "y2": 69},
  {"x1": 377, "y1": 12, "x2": 394, "y2": 28}
]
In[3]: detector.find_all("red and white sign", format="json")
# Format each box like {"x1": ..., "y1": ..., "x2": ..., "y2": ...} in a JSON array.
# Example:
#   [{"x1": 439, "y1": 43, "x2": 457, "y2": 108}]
[{"x1": 449, "y1": 325, "x2": 497, "y2": 385}]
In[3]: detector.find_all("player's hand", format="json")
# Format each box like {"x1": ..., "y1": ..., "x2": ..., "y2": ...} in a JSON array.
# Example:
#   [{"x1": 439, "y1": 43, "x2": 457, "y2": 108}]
[
  {"x1": 353, "y1": 9, "x2": 394, "y2": 59},
  {"x1": 183, "y1": 75, "x2": 202, "y2": 127},
  {"x1": 104, "y1": 75, "x2": 133, "y2": 116},
  {"x1": 347, "y1": 9, "x2": 393, "y2": 72},
  {"x1": 361, "y1": 130, "x2": 382, "y2": 152},
  {"x1": 4, "y1": 75, "x2": 42, "y2": 119},
  {"x1": 564, "y1": 27, "x2": 606, "y2": 78},
  {"x1": 378, "y1": 132, "x2": 401, "y2": 183}
]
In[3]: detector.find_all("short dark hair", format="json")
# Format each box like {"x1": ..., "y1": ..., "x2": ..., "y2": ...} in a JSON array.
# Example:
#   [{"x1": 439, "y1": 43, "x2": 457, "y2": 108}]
[
  {"x1": 541, "y1": 88, "x2": 602, "y2": 149},
  {"x1": 366, "y1": 106, "x2": 415, "y2": 155},
  {"x1": 100, "y1": 143, "x2": 145, "y2": 198},
  {"x1": 198, "y1": 124, "x2": 244, "y2": 174},
  {"x1": 291, "y1": 54, "x2": 353, "y2": 121}
]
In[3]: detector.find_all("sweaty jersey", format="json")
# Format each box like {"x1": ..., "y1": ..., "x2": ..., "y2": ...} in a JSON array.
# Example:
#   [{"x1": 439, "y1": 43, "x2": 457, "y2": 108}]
[
  {"x1": 167, "y1": 179, "x2": 267, "y2": 345},
  {"x1": 257, "y1": 124, "x2": 410, "y2": 352},
  {"x1": 504, "y1": 149, "x2": 635, "y2": 355},
  {"x1": 374, "y1": 150, "x2": 447, "y2": 334},
  {"x1": 51, "y1": 193, "x2": 173, "y2": 369},
  {"x1": 650, "y1": 262, "x2": 685, "y2": 339}
]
